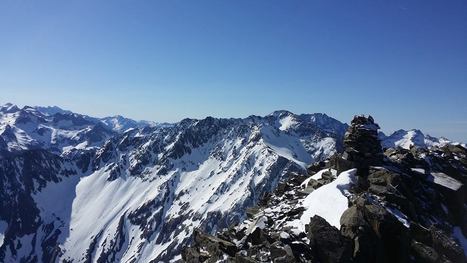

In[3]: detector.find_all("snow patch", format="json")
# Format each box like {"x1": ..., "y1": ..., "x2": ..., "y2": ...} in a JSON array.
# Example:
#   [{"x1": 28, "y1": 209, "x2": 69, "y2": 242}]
[
  {"x1": 386, "y1": 206, "x2": 410, "y2": 228},
  {"x1": 428, "y1": 172, "x2": 463, "y2": 191},
  {"x1": 279, "y1": 115, "x2": 297, "y2": 131},
  {"x1": 0, "y1": 220, "x2": 7, "y2": 247},
  {"x1": 300, "y1": 168, "x2": 337, "y2": 188},
  {"x1": 298, "y1": 169, "x2": 356, "y2": 229}
]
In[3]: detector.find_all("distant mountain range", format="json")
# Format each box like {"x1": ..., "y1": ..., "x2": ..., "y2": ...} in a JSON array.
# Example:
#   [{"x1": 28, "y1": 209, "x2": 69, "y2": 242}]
[{"x1": 0, "y1": 103, "x2": 463, "y2": 262}]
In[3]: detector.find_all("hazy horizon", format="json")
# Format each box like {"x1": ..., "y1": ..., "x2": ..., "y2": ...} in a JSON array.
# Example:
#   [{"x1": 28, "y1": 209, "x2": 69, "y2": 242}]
[{"x1": 1, "y1": 0, "x2": 466, "y2": 141}]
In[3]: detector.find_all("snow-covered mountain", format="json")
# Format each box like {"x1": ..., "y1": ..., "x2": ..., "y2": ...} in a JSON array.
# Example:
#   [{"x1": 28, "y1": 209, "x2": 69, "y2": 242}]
[
  {"x1": 100, "y1": 115, "x2": 156, "y2": 133},
  {"x1": 0, "y1": 104, "x2": 462, "y2": 262},
  {"x1": 0, "y1": 105, "x2": 350, "y2": 262},
  {"x1": 0, "y1": 104, "x2": 154, "y2": 155},
  {"x1": 379, "y1": 129, "x2": 454, "y2": 150}
]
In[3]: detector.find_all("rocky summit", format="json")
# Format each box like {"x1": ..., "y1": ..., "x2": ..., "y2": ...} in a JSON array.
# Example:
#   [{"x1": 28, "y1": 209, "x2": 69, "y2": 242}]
[{"x1": 183, "y1": 115, "x2": 467, "y2": 263}]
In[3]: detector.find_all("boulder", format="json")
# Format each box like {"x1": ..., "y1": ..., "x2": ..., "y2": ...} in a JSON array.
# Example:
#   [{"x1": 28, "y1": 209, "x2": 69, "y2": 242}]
[
  {"x1": 340, "y1": 205, "x2": 383, "y2": 262},
  {"x1": 246, "y1": 206, "x2": 260, "y2": 219},
  {"x1": 193, "y1": 228, "x2": 238, "y2": 258},
  {"x1": 362, "y1": 204, "x2": 410, "y2": 262},
  {"x1": 306, "y1": 215, "x2": 353, "y2": 263},
  {"x1": 246, "y1": 227, "x2": 267, "y2": 246},
  {"x1": 270, "y1": 244, "x2": 295, "y2": 263},
  {"x1": 430, "y1": 227, "x2": 465, "y2": 263},
  {"x1": 308, "y1": 161, "x2": 327, "y2": 174},
  {"x1": 234, "y1": 254, "x2": 258, "y2": 263},
  {"x1": 411, "y1": 241, "x2": 441, "y2": 263},
  {"x1": 340, "y1": 206, "x2": 368, "y2": 239}
]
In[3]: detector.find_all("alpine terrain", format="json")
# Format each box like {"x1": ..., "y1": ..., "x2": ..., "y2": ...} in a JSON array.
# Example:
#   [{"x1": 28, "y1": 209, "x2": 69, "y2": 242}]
[{"x1": 0, "y1": 103, "x2": 465, "y2": 263}]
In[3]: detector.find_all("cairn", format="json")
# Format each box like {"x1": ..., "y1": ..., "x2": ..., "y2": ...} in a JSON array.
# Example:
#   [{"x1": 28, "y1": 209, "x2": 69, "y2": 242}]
[{"x1": 343, "y1": 115, "x2": 383, "y2": 191}]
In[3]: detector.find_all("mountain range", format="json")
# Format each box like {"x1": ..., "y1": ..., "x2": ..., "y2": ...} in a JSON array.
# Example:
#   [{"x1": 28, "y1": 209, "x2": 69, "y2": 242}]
[{"x1": 0, "y1": 103, "x2": 464, "y2": 262}]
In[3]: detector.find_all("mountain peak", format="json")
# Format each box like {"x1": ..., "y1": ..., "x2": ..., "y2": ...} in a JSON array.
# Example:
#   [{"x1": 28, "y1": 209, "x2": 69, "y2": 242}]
[
  {"x1": 0, "y1": 103, "x2": 20, "y2": 113},
  {"x1": 33, "y1": 105, "x2": 72, "y2": 116},
  {"x1": 269, "y1": 110, "x2": 295, "y2": 117}
]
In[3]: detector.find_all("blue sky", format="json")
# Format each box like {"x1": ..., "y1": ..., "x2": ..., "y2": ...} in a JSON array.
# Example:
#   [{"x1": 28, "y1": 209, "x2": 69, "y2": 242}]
[{"x1": 0, "y1": 0, "x2": 466, "y2": 141}]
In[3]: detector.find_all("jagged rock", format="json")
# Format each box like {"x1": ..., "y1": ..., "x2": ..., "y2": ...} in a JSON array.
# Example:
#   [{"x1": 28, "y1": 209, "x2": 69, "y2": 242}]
[
  {"x1": 307, "y1": 161, "x2": 327, "y2": 174},
  {"x1": 233, "y1": 254, "x2": 258, "y2": 263},
  {"x1": 306, "y1": 178, "x2": 323, "y2": 190},
  {"x1": 270, "y1": 244, "x2": 295, "y2": 263},
  {"x1": 411, "y1": 241, "x2": 442, "y2": 263},
  {"x1": 385, "y1": 147, "x2": 424, "y2": 167},
  {"x1": 288, "y1": 242, "x2": 314, "y2": 262},
  {"x1": 410, "y1": 223, "x2": 433, "y2": 245},
  {"x1": 192, "y1": 229, "x2": 238, "y2": 260},
  {"x1": 330, "y1": 153, "x2": 354, "y2": 174},
  {"x1": 430, "y1": 227, "x2": 465, "y2": 263},
  {"x1": 306, "y1": 215, "x2": 353, "y2": 263},
  {"x1": 340, "y1": 204, "x2": 385, "y2": 262},
  {"x1": 368, "y1": 168, "x2": 401, "y2": 187},
  {"x1": 321, "y1": 170, "x2": 335, "y2": 181},
  {"x1": 182, "y1": 247, "x2": 210, "y2": 263},
  {"x1": 340, "y1": 206, "x2": 369, "y2": 239},
  {"x1": 246, "y1": 227, "x2": 267, "y2": 246},
  {"x1": 363, "y1": 204, "x2": 411, "y2": 262}
]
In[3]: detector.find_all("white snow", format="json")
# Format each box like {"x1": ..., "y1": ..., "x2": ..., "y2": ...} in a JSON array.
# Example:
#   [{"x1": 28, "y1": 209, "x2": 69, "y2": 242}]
[
  {"x1": 411, "y1": 168, "x2": 426, "y2": 175},
  {"x1": 247, "y1": 216, "x2": 268, "y2": 234},
  {"x1": 280, "y1": 231, "x2": 290, "y2": 239},
  {"x1": 278, "y1": 115, "x2": 297, "y2": 131},
  {"x1": 300, "y1": 168, "x2": 337, "y2": 188},
  {"x1": 298, "y1": 169, "x2": 356, "y2": 229},
  {"x1": 308, "y1": 137, "x2": 337, "y2": 160},
  {"x1": 0, "y1": 220, "x2": 7, "y2": 247},
  {"x1": 385, "y1": 206, "x2": 410, "y2": 228},
  {"x1": 411, "y1": 169, "x2": 463, "y2": 191},
  {"x1": 59, "y1": 168, "x2": 168, "y2": 261},
  {"x1": 428, "y1": 172, "x2": 463, "y2": 191},
  {"x1": 260, "y1": 126, "x2": 312, "y2": 168}
]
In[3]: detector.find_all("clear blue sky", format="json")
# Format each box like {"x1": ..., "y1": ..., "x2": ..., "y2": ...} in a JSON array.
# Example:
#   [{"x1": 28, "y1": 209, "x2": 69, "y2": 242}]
[{"x1": 0, "y1": 0, "x2": 466, "y2": 141}]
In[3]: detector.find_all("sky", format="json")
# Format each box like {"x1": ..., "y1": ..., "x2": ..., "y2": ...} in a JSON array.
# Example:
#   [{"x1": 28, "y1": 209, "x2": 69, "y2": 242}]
[{"x1": 0, "y1": 0, "x2": 466, "y2": 141}]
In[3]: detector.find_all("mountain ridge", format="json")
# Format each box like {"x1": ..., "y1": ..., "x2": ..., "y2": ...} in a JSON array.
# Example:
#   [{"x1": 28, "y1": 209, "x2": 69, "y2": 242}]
[{"x1": 0, "y1": 103, "x2": 348, "y2": 262}]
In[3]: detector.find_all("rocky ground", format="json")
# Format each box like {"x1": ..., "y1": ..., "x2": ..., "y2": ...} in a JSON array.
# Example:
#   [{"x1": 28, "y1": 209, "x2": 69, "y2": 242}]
[{"x1": 182, "y1": 116, "x2": 467, "y2": 263}]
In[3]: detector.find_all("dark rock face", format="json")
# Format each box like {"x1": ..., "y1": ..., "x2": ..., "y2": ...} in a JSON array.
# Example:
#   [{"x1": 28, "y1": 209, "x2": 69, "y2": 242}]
[
  {"x1": 181, "y1": 229, "x2": 237, "y2": 262},
  {"x1": 306, "y1": 215, "x2": 353, "y2": 263},
  {"x1": 339, "y1": 194, "x2": 412, "y2": 263}
]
